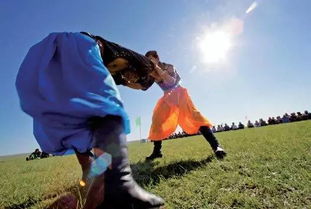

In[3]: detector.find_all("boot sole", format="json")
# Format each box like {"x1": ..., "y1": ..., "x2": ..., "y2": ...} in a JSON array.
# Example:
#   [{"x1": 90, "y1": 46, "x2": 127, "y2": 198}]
[
  {"x1": 101, "y1": 205, "x2": 165, "y2": 209},
  {"x1": 100, "y1": 200, "x2": 165, "y2": 209},
  {"x1": 215, "y1": 151, "x2": 227, "y2": 159},
  {"x1": 145, "y1": 155, "x2": 163, "y2": 161}
]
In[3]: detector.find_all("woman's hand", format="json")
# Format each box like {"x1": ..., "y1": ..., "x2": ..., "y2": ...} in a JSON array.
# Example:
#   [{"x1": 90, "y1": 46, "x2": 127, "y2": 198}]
[
  {"x1": 149, "y1": 68, "x2": 163, "y2": 82},
  {"x1": 149, "y1": 65, "x2": 175, "y2": 85},
  {"x1": 149, "y1": 57, "x2": 159, "y2": 66}
]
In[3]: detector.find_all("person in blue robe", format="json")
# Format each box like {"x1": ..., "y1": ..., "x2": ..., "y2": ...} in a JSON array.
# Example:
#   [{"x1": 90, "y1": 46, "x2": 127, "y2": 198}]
[{"x1": 16, "y1": 32, "x2": 164, "y2": 209}]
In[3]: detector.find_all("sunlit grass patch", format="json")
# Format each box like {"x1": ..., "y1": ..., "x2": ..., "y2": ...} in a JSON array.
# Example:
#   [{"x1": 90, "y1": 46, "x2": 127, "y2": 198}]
[{"x1": 1, "y1": 121, "x2": 310, "y2": 209}]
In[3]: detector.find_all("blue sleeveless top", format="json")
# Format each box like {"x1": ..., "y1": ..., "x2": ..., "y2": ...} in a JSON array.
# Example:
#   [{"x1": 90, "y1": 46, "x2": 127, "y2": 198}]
[{"x1": 157, "y1": 62, "x2": 181, "y2": 91}]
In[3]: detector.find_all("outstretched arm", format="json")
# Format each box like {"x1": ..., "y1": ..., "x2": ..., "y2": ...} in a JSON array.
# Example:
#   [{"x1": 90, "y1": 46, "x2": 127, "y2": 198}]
[{"x1": 150, "y1": 64, "x2": 176, "y2": 85}]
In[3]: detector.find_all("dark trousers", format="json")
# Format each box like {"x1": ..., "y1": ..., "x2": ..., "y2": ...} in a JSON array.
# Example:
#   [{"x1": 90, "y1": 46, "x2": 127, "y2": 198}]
[{"x1": 152, "y1": 126, "x2": 219, "y2": 152}]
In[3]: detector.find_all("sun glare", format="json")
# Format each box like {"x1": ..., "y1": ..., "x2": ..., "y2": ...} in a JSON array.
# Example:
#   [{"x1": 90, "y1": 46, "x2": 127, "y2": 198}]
[{"x1": 198, "y1": 31, "x2": 233, "y2": 64}]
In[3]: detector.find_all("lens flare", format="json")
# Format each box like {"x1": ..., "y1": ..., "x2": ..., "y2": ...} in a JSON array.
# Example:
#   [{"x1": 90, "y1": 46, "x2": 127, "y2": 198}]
[
  {"x1": 246, "y1": 1, "x2": 258, "y2": 14},
  {"x1": 79, "y1": 180, "x2": 86, "y2": 187},
  {"x1": 88, "y1": 152, "x2": 112, "y2": 178}
]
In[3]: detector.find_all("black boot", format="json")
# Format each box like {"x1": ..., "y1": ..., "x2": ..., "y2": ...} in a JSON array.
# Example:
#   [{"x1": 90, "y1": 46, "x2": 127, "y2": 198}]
[
  {"x1": 199, "y1": 126, "x2": 227, "y2": 159},
  {"x1": 146, "y1": 141, "x2": 163, "y2": 161},
  {"x1": 92, "y1": 116, "x2": 164, "y2": 209}
]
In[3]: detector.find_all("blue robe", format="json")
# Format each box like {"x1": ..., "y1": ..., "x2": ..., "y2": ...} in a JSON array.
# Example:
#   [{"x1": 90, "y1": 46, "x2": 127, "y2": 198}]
[{"x1": 16, "y1": 32, "x2": 130, "y2": 155}]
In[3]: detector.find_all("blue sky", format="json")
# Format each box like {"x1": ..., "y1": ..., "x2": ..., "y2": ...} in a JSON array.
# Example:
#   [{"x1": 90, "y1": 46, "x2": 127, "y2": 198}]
[{"x1": 0, "y1": 0, "x2": 310, "y2": 156}]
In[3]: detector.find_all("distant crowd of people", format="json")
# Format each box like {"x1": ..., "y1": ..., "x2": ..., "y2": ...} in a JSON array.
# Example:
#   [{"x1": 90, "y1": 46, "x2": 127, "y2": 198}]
[
  {"x1": 166, "y1": 110, "x2": 311, "y2": 138},
  {"x1": 26, "y1": 148, "x2": 51, "y2": 161},
  {"x1": 167, "y1": 131, "x2": 200, "y2": 139}
]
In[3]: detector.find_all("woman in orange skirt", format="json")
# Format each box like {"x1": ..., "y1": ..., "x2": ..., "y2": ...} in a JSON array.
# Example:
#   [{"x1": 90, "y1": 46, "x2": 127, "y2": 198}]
[{"x1": 145, "y1": 50, "x2": 226, "y2": 160}]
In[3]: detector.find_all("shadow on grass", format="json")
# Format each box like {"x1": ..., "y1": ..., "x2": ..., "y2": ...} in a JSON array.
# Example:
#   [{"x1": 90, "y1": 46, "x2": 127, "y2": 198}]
[
  {"x1": 4, "y1": 198, "x2": 39, "y2": 209},
  {"x1": 4, "y1": 185, "x2": 83, "y2": 209},
  {"x1": 5, "y1": 156, "x2": 215, "y2": 209},
  {"x1": 131, "y1": 155, "x2": 215, "y2": 187}
]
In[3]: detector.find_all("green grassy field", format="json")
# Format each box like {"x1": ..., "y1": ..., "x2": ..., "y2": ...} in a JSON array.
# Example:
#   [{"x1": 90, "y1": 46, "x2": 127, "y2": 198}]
[{"x1": 1, "y1": 121, "x2": 311, "y2": 209}]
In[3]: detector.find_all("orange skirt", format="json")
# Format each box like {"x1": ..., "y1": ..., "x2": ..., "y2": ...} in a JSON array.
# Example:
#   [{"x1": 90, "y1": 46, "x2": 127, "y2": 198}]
[{"x1": 148, "y1": 86, "x2": 212, "y2": 140}]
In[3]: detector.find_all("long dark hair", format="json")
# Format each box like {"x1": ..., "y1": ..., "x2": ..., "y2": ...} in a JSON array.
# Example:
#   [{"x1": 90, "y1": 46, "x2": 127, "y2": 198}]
[
  {"x1": 83, "y1": 33, "x2": 154, "y2": 74},
  {"x1": 81, "y1": 32, "x2": 155, "y2": 89}
]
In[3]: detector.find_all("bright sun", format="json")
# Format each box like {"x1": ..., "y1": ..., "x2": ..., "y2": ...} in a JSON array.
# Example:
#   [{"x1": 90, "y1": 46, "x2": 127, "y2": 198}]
[{"x1": 198, "y1": 31, "x2": 233, "y2": 64}]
